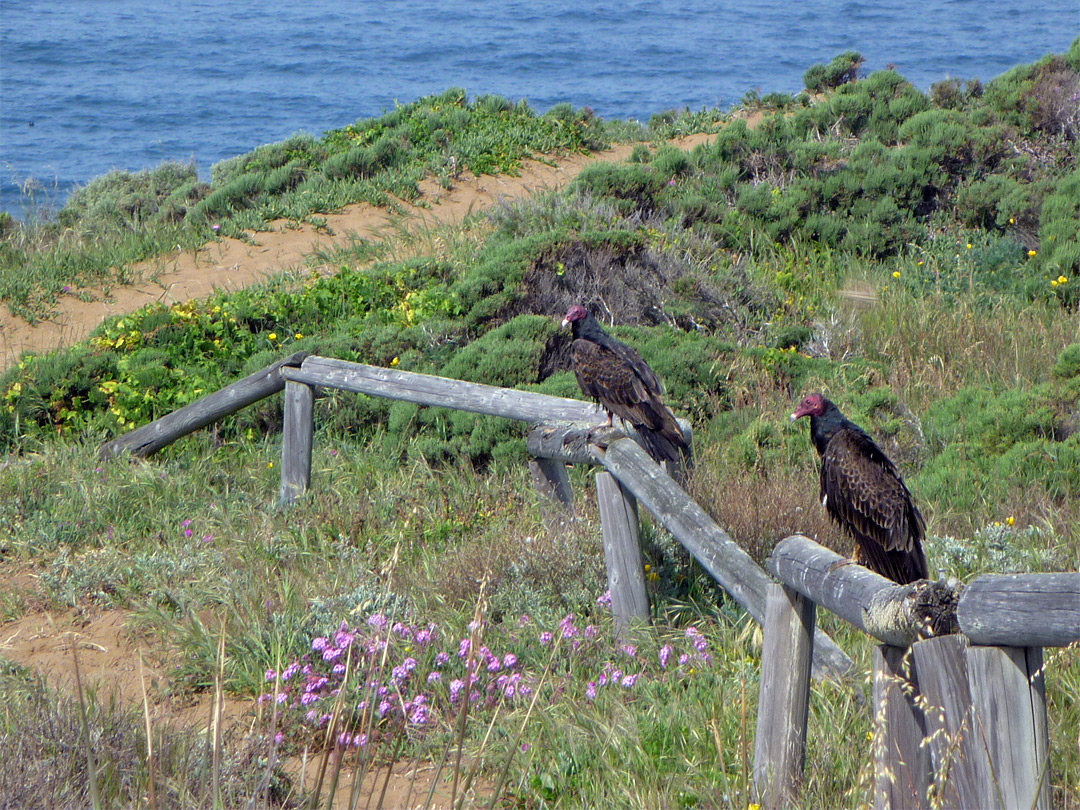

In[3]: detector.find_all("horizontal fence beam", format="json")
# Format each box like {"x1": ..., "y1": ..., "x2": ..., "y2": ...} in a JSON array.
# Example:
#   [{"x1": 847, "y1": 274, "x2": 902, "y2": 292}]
[
  {"x1": 283, "y1": 356, "x2": 608, "y2": 425},
  {"x1": 768, "y1": 535, "x2": 958, "y2": 647},
  {"x1": 595, "y1": 439, "x2": 854, "y2": 681},
  {"x1": 526, "y1": 420, "x2": 693, "y2": 467},
  {"x1": 100, "y1": 351, "x2": 309, "y2": 459},
  {"x1": 958, "y1": 573, "x2": 1080, "y2": 648}
]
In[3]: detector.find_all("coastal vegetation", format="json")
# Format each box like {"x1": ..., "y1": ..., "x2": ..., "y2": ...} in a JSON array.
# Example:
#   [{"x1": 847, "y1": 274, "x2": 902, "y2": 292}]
[{"x1": 1, "y1": 40, "x2": 1079, "y2": 808}]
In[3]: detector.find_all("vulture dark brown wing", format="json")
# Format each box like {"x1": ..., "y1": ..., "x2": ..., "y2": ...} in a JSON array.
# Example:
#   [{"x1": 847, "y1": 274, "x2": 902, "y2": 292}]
[
  {"x1": 820, "y1": 428, "x2": 928, "y2": 582},
  {"x1": 571, "y1": 338, "x2": 666, "y2": 428}
]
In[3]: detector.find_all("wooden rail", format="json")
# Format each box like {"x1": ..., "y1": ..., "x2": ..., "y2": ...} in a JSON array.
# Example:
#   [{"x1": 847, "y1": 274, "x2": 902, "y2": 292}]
[
  {"x1": 754, "y1": 534, "x2": 1078, "y2": 810},
  {"x1": 100, "y1": 352, "x2": 309, "y2": 459}
]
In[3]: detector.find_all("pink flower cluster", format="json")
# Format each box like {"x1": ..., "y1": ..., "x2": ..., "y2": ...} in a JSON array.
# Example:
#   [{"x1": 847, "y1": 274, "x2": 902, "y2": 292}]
[{"x1": 260, "y1": 608, "x2": 717, "y2": 748}]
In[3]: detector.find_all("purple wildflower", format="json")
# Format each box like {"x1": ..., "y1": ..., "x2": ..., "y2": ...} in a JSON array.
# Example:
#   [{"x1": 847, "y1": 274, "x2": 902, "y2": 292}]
[
  {"x1": 449, "y1": 679, "x2": 465, "y2": 702},
  {"x1": 311, "y1": 637, "x2": 328, "y2": 652},
  {"x1": 621, "y1": 673, "x2": 640, "y2": 688},
  {"x1": 660, "y1": 644, "x2": 672, "y2": 669},
  {"x1": 596, "y1": 590, "x2": 612, "y2": 609},
  {"x1": 334, "y1": 622, "x2": 354, "y2": 648},
  {"x1": 367, "y1": 613, "x2": 387, "y2": 629},
  {"x1": 559, "y1": 614, "x2": 579, "y2": 638},
  {"x1": 503, "y1": 653, "x2": 518, "y2": 669},
  {"x1": 435, "y1": 651, "x2": 450, "y2": 667},
  {"x1": 428, "y1": 671, "x2": 441, "y2": 683},
  {"x1": 586, "y1": 681, "x2": 597, "y2": 700},
  {"x1": 539, "y1": 631, "x2": 553, "y2": 646}
]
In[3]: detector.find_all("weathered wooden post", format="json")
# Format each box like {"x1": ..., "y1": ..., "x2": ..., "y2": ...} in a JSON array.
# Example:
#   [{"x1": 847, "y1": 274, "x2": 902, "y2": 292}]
[
  {"x1": 279, "y1": 380, "x2": 314, "y2": 506},
  {"x1": 966, "y1": 645, "x2": 1050, "y2": 810},
  {"x1": 872, "y1": 645, "x2": 930, "y2": 810},
  {"x1": 595, "y1": 470, "x2": 649, "y2": 634},
  {"x1": 528, "y1": 457, "x2": 575, "y2": 530},
  {"x1": 909, "y1": 635, "x2": 982, "y2": 810},
  {"x1": 769, "y1": 535, "x2": 960, "y2": 809},
  {"x1": 753, "y1": 582, "x2": 816, "y2": 810}
]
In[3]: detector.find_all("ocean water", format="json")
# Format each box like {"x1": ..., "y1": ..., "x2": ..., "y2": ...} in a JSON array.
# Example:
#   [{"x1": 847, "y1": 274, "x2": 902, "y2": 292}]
[{"x1": 1, "y1": 0, "x2": 1077, "y2": 217}]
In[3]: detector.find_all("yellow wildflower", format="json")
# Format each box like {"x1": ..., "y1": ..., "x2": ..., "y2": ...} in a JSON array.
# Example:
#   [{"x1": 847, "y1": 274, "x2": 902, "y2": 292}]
[
  {"x1": 966, "y1": 243, "x2": 972, "y2": 250},
  {"x1": 1006, "y1": 516, "x2": 1015, "y2": 526},
  {"x1": 1028, "y1": 250, "x2": 1037, "y2": 257},
  {"x1": 1058, "y1": 276, "x2": 1068, "y2": 284},
  {"x1": 268, "y1": 462, "x2": 274, "y2": 469},
  {"x1": 1009, "y1": 217, "x2": 1015, "y2": 224},
  {"x1": 1052, "y1": 280, "x2": 1059, "y2": 287},
  {"x1": 268, "y1": 332, "x2": 278, "y2": 341},
  {"x1": 893, "y1": 271, "x2": 901, "y2": 279},
  {"x1": 294, "y1": 332, "x2": 304, "y2": 340},
  {"x1": 390, "y1": 357, "x2": 400, "y2": 367},
  {"x1": 917, "y1": 260, "x2": 924, "y2": 266}
]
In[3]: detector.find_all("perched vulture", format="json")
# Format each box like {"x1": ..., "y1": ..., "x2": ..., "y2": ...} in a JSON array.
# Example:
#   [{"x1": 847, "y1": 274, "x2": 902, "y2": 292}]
[
  {"x1": 791, "y1": 393, "x2": 929, "y2": 585},
  {"x1": 561, "y1": 305, "x2": 687, "y2": 464}
]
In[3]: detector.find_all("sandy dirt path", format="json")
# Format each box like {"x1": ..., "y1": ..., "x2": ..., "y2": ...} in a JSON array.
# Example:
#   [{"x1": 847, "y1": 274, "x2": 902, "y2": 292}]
[{"x1": 0, "y1": 134, "x2": 715, "y2": 372}]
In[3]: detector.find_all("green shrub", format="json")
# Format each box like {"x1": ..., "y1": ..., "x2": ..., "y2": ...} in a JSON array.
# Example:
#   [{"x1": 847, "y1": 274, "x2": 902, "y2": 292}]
[
  {"x1": 1038, "y1": 169, "x2": 1080, "y2": 285},
  {"x1": 57, "y1": 162, "x2": 208, "y2": 234},
  {"x1": 570, "y1": 163, "x2": 665, "y2": 217},
  {"x1": 1054, "y1": 344, "x2": 1080, "y2": 378},
  {"x1": 210, "y1": 133, "x2": 326, "y2": 186},
  {"x1": 984, "y1": 52, "x2": 1080, "y2": 140},
  {"x1": 651, "y1": 145, "x2": 692, "y2": 178},
  {"x1": 803, "y1": 51, "x2": 864, "y2": 92},
  {"x1": 323, "y1": 145, "x2": 379, "y2": 180}
]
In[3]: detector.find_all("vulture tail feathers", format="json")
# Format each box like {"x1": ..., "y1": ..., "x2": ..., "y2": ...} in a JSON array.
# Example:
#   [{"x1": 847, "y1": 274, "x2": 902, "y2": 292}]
[
  {"x1": 851, "y1": 527, "x2": 929, "y2": 585},
  {"x1": 634, "y1": 421, "x2": 687, "y2": 465}
]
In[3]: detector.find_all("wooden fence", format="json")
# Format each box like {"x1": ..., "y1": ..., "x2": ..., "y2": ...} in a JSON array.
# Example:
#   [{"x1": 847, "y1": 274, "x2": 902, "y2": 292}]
[
  {"x1": 100, "y1": 353, "x2": 853, "y2": 680},
  {"x1": 753, "y1": 534, "x2": 1080, "y2": 810},
  {"x1": 100, "y1": 353, "x2": 1079, "y2": 807}
]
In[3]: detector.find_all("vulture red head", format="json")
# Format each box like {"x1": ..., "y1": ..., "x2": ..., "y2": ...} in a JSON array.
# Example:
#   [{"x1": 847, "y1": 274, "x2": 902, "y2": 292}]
[
  {"x1": 561, "y1": 305, "x2": 588, "y2": 329},
  {"x1": 791, "y1": 392, "x2": 828, "y2": 421}
]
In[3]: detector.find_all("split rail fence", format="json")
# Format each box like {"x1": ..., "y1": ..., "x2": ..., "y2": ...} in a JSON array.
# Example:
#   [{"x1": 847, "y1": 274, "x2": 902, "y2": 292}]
[
  {"x1": 101, "y1": 353, "x2": 1079, "y2": 808},
  {"x1": 753, "y1": 536, "x2": 1079, "y2": 810}
]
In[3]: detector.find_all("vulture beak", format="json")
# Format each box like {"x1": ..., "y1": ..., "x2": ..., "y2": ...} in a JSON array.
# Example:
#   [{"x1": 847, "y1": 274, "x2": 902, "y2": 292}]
[
  {"x1": 789, "y1": 411, "x2": 798, "y2": 422},
  {"x1": 560, "y1": 317, "x2": 570, "y2": 329}
]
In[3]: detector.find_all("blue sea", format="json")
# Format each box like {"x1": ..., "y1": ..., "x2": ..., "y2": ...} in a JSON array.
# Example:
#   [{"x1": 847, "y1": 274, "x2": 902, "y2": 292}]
[{"x1": 1, "y1": 0, "x2": 1077, "y2": 217}]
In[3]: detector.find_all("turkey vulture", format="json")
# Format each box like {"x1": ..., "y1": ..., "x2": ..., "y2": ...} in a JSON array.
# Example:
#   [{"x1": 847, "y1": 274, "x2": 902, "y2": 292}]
[
  {"x1": 791, "y1": 393, "x2": 929, "y2": 585},
  {"x1": 561, "y1": 305, "x2": 687, "y2": 464}
]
